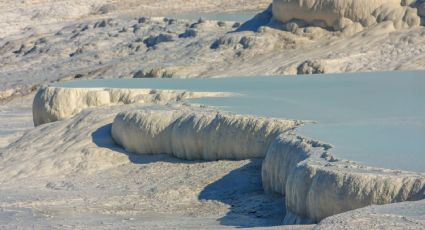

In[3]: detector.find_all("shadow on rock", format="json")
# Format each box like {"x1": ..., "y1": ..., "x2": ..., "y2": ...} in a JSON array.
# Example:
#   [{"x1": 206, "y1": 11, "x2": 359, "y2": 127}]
[
  {"x1": 91, "y1": 123, "x2": 198, "y2": 165},
  {"x1": 233, "y1": 5, "x2": 273, "y2": 33},
  {"x1": 91, "y1": 123, "x2": 126, "y2": 154},
  {"x1": 92, "y1": 124, "x2": 285, "y2": 228},
  {"x1": 199, "y1": 160, "x2": 285, "y2": 228}
]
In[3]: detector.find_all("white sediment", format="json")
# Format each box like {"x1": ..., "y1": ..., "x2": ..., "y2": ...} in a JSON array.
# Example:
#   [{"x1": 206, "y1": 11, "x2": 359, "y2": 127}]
[
  {"x1": 314, "y1": 199, "x2": 425, "y2": 229},
  {"x1": 32, "y1": 86, "x2": 229, "y2": 126},
  {"x1": 111, "y1": 108, "x2": 425, "y2": 224},
  {"x1": 111, "y1": 109, "x2": 301, "y2": 160},
  {"x1": 272, "y1": 0, "x2": 421, "y2": 30}
]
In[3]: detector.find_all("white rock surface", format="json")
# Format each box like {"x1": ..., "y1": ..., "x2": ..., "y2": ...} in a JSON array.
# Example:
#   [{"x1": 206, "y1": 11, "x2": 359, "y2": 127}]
[
  {"x1": 314, "y1": 199, "x2": 425, "y2": 229},
  {"x1": 112, "y1": 109, "x2": 301, "y2": 160},
  {"x1": 272, "y1": 0, "x2": 421, "y2": 29},
  {"x1": 33, "y1": 86, "x2": 229, "y2": 126},
  {"x1": 0, "y1": 94, "x2": 34, "y2": 149},
  {"x1": 280, "y1": 147, "x2": 425, "y2": 223},
  {"x1": 263, "y1": 135, "x2": 425, "y2": 223}
]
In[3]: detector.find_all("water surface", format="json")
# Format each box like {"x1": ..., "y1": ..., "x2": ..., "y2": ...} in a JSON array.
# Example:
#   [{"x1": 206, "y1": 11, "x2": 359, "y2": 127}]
[
  {"x1": 57, "y1": 71, "x2": 425, "y2": 172},
  {"x1": 168, "y1": 10, "x2": 260, "y2": 22}
]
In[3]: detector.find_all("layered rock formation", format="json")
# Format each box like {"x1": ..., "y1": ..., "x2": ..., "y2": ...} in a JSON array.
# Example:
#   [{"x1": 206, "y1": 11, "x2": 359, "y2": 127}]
[
  {"x1": 272, "y1": 0, "x2": 422, "y2": 30},
  {"x1": 111, "y1": 109, "x2": 301, "y2": 160},
  {"x1": 263, "y1": 135, "x2": 425, "y2": 223},
  {"x1": 32, "y1": 86, "x2": 228, "y2": 126}
]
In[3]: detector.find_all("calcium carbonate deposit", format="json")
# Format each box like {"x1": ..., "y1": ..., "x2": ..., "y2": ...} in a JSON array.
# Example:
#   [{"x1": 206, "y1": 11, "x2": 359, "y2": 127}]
[
  {"x1": 29, "y1": 81, "x2": 425, "y2": 225},
  {"x1": 1, "y1": 0, "x2": 425, "y2": 229},
  {"x1": 111, "y1": 108, "x2": 424, "y2": 223},
  {"x1": 272, "y1": 0, "x2": 423, "y2": 30},
  {"x1": 32, "y1": 86, "x2": 230, "y2": 126}
]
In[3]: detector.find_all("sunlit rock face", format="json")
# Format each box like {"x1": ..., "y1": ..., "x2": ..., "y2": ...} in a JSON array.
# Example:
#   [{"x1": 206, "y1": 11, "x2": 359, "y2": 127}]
[
  {"x1": 111, "y1": 109, "x2": 300, "y2": 160},
  {"x1": 32, "y1": 86, "x2": 227, "y2": 126},
  {"x1": 272, "y1": 0, "x2": 421, "y2": 30}
]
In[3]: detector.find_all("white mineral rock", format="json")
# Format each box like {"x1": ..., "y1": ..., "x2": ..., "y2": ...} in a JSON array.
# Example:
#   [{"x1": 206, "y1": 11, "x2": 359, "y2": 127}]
[
  {"x1": 111, "y1": 109, "x2": 301, "y2": 160},
  {"x1": 110, "y1": 108, "x2": 425, "y2": 223},
  {"x1": 32, "y1": 86, "x2": 229, "y2": 126},
  {"x1": 272, "y1": 0, "x2": 421, "y2": 29}
]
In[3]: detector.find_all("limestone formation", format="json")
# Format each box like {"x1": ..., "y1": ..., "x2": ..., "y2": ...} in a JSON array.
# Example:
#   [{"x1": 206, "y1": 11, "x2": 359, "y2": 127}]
[
  {"x1": 272, "y1": 0, "x2": 421, "y2": 29},
  {"x1": 32, "y1": 86, "x2": 228, "y2": 126},
  {"x1": 110, "y1": 108, "x2": 425, "y2": 224}
]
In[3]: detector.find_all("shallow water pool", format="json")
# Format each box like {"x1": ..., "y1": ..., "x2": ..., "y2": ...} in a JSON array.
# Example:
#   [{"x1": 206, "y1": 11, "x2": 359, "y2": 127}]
[
  {"x1": 168, "y1": 10, "x2": 260, "y2": 22},
  {"x1": 57, "y1": 71, "x2": 425, "y2": 172}
]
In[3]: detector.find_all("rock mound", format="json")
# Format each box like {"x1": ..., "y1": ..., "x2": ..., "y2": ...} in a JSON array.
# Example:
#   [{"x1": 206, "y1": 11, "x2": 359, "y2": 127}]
[
  {"x1": 32, "y1": 86, "x2": 228, "y2": 126},
  {"x1": 297, "y1": 60, "x2": 327, "y2": 74},
  {"x1": 272, "y1": 0, "x2": 422, "y2": 30}
]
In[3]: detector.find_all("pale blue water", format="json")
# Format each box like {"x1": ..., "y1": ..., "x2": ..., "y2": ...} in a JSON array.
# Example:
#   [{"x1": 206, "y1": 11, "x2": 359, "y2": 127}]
[
  {"x1": 169, "y1": 10, "x2": 260, "y2": 22},
  {"x1": 57, "y1": 71, "x2": 425, "y2": 172}
]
